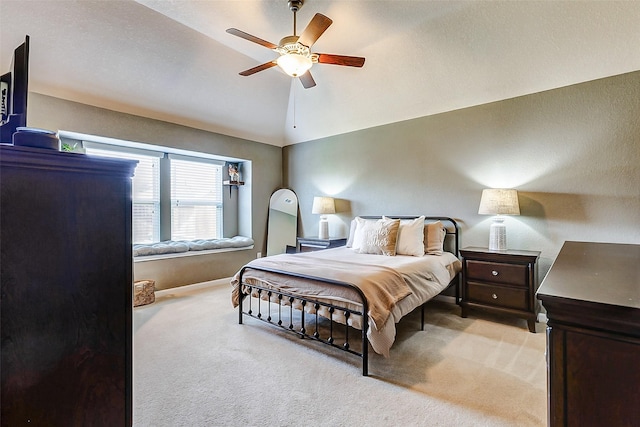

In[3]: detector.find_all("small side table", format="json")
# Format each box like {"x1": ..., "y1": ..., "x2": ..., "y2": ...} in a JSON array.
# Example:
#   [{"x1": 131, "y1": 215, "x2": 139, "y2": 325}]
[
  {"x1": 297, "y1": 237, "x2": 347, "y2": 253},
  {"x1": 460, "y1": 247, "x2": 540, "y2": 332}
]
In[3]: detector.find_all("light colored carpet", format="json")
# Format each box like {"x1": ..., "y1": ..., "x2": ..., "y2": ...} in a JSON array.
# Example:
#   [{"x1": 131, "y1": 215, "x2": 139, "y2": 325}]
[{"x1": 134, "y1": 280, "x2": 547, "y2": 426}]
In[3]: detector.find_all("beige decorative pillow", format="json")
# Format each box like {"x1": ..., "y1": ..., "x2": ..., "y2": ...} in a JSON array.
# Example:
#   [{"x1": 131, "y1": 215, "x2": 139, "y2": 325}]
[
  {"x1": 384, "y1": 215, "x2": 425, "y2": 257},
  {"x1": 354, "y1": 218, "x2": 400, "y2": 256},
  {"x1": 424, "y1": 221, "x2": 446, "y2": 255}
]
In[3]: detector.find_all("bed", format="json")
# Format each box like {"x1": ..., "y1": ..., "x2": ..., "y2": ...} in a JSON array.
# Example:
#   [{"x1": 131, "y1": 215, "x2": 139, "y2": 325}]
[{"x1": 230, "y1": 216, "x2": 461, "y2": 375}]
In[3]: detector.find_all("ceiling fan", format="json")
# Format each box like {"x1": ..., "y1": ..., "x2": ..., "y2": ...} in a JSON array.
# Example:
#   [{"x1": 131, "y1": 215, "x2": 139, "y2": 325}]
[{"x1": 226, "y1": 0, "x2": 365, "y2": 89}]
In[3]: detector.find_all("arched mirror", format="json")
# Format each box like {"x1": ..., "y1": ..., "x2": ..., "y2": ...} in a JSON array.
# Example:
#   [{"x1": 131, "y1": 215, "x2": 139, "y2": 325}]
[{"x1": 266, "y1": 189, "x2": 298, "y2": 256}]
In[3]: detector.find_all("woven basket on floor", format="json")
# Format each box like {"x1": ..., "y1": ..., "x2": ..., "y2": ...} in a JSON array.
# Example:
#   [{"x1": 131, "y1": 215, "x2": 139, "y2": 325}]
[{"x1": 134, "y1": 280, "x2": 156, "y2": 307}]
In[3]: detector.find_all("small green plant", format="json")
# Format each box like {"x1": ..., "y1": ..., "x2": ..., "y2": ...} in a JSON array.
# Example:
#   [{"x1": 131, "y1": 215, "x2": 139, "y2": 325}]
[{"x1": 61, "y1": 141, "x2": 79, "y2": 152}]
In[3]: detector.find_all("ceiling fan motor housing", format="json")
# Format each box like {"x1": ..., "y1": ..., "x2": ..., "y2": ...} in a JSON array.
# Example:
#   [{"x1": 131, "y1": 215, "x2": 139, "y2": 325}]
[{"x1": 278, "y1": 36, "x2": 310, "y2": 53}]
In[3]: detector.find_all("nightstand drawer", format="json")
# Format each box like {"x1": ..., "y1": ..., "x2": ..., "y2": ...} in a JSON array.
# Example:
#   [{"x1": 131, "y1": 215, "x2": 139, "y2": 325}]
[
  {"x1": 467, "y1": 281, "x2": 529, "y2": 311},
  {"x1": 466, "y1": 260, "x2": 527, "y2": 286}
]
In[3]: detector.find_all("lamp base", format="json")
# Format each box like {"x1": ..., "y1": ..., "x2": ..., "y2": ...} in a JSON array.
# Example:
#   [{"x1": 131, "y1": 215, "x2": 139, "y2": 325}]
[
  {"x1": 318, "y1": 218, "x2": 329, "y2": 240},
  {"x1": 488, "y1": 218, "x2": 507, "y2": 251}
]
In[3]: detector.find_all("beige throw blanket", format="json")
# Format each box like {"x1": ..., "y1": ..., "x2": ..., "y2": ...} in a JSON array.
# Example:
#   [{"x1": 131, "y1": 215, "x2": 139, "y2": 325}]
[{"x1": 231, "y1": 254, "x2": 412, "y2": 330}]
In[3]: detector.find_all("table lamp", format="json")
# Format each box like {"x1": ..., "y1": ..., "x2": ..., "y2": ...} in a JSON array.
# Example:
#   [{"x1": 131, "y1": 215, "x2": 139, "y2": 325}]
[
  {"x1": 478, "y1": 189, "x2": 520, "y2": 251},
  {"x1": 312, "y1": 196, "x2": 335, "y2": 239}
]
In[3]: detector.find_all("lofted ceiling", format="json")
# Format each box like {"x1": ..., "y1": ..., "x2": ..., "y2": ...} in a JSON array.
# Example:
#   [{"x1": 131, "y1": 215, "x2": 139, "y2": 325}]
[{"x1": 1, "y1": 1, "x2": 639, "y2": 147}]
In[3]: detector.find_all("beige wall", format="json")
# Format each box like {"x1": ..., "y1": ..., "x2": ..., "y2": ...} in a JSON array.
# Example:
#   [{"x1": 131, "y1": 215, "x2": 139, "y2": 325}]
[
  {"x1": 27, "y1": 93, "x2": 282, "y2": 289},
  {"x1": 25, "y1": 70, "x2": 640, "y2": 288},
  {"x1": 284, "y1": 71, "x2": 640, "y2": 280}
]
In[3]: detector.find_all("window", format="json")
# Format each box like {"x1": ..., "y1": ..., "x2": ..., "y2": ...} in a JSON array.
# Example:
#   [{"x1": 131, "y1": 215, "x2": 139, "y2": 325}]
[
  {"x1": 170, "y1": 156, "x2": 223, "y2": 241},
  {"x1": 84, "y1": 146, "x2": 161, "y2": 244},
  {"x1": 82, "y1": 138, "x2": 228, "y2": 245}
]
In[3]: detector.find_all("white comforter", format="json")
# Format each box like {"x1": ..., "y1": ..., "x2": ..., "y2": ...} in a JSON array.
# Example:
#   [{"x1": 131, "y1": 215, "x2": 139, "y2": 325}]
[{"x1": 231, "y1": 247, "x2": 461, "y2": 357}]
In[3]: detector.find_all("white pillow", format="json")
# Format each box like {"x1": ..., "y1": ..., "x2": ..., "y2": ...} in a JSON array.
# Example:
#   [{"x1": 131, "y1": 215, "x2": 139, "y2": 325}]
[
  {"x1": 346, "y1": 218, "x2": 358, "y2": 247},
  {"x1": 384, "y1": 216, "x2": 425, "y2": 257},
  {"x1": 352, "y1": 217, "x2": 400, "y2": 256},
  {"x1": 350, "y1": 217, "x2": 372, "y2": 250}
]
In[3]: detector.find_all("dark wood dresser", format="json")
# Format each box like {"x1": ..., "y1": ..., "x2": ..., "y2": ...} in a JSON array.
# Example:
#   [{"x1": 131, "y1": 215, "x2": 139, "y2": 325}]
[
  {"x1": 537, "y1": 241, "x2": 640, "y2": 427},
  {"x1": 1, "y1": 145, "x2": 136, "y2": 425}
]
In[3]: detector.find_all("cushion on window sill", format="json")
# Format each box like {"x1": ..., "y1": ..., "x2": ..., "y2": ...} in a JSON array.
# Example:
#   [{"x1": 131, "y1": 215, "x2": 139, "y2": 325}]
[{"x1": 133, "y1": 236, "x2": 254, "y2": 257}]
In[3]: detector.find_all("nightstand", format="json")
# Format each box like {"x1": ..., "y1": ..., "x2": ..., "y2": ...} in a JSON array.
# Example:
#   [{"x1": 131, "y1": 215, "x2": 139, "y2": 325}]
[
  {"x1": 460, "y1": 247, "x2": 540, "y2": 332},
  {"x1": 297, "y1": 237, "x2": 347, "y2": 253}
]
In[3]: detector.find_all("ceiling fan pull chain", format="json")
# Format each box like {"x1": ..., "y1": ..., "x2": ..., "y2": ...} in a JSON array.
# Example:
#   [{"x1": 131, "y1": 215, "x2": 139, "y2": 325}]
[{"x1": 293, "y1": 82, "x2": 297, "y2": 129}]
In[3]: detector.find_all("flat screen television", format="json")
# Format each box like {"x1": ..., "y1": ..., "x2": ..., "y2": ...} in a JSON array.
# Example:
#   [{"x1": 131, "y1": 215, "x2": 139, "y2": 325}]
[{"x1": 1, "y1": 35, "x2": 30, "y2": 144}]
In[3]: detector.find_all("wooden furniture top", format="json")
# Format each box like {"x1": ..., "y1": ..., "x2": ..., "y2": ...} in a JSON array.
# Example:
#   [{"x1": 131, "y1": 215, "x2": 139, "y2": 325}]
[
  {"x1": 1, "y1": 144, "x2": 137, "y2": 176},
  {"x1": 461, "y1": 247, "x2": 541, "y2": 262},
  {"x1": 537, "y1": 241, "x2": 639, "y2": 310}
]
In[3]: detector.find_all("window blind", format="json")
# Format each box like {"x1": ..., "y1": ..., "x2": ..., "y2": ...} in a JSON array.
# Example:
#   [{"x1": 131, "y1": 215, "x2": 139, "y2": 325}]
[{"x1": 170, "y1": 158, "x2": 222, "y2": 241}]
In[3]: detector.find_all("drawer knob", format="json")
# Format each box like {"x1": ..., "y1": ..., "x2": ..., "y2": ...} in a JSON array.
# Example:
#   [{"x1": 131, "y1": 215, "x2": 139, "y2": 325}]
[
  {"x1": 492, "y1": 270, "x2": 499, "y2": 276},
  {"x1": 492, "y1": 293, "x2": 498, "y2": 299}
]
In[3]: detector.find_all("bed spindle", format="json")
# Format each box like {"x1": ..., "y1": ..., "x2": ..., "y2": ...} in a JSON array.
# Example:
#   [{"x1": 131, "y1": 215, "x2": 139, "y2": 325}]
[
  {"x1": 328, "y1": 307, "x2": 335, "y2": 344},
  {"x1": 300, "y1": 300, "x2": 306, "y2": 335},
  {"x1": 256, "y1": 289, "x2": 262, "y2": 319},
  {"x1": 313, "y1": 303, "x2": 320, "y2": 339},
  {"x1": 343, "y1": 311, "x2": 350, "y2": 350},
  {"x1": 288, "y1": 297, "x2": 294, "y2": 330}
]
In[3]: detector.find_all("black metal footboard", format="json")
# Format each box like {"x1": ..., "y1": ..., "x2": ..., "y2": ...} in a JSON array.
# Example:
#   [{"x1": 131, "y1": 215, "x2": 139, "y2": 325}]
[{"x1": 238, "y1": 265, "x2": 370, "y2": 376}]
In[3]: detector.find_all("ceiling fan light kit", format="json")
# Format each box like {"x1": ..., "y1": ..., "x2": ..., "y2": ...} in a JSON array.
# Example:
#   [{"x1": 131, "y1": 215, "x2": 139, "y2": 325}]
[
  {"x1": 276, "y1": 53, "x2": 312, "y2": 77},
  {"x1": 226, "y1": 0, "x2": 365, "y2": 88}
]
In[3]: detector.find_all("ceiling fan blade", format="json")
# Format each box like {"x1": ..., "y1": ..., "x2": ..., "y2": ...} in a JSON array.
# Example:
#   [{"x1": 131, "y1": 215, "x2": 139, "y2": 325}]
[
  {"x1": 316, "y1": 53, "x2": 365, "y2": 68},
  {"x1": 297, "y1": 13, "x2": 332, "y2": 48},
  {"x1": 226, "y1": 28, "x2": 278, "y2": 50},
  {"x1": 239, "y1": 61, "x2": 277, "y2": 76},
  {"x1": 299, "y1": 71, "x2": 316, "y2": 89}
]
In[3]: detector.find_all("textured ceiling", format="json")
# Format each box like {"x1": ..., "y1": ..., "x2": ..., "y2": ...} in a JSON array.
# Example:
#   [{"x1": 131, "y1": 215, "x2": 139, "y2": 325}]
[{"x1": 1, "y1": 1, "x2": 639, "y2": 147}]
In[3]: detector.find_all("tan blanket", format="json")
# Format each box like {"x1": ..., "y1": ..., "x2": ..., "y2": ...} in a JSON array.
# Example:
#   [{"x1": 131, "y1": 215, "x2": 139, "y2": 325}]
[{"x1": 231, "y1": 254, "x2": 412, "y2": 330}]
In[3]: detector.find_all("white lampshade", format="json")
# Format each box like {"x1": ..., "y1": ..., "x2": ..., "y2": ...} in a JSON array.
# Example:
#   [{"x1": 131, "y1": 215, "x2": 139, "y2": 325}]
[
  {"x1": 478, "y1": 189, "x2": 520, "y2": 215},
  {"x1": 312, "y1": 197, "x2": 335, "y2": 215},
  {"x1": 312, "y1": 196, "x2": 335, "y2": 239},
  {"x1": 478, "y1": 189, "x2": 520, "y2": 251},
  {"x1": 276, "y1": 53, "x2": 313, "y2": 77}
]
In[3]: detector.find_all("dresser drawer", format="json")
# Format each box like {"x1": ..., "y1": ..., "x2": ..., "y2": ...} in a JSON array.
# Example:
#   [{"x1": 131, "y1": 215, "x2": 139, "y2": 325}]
[
  {"x1": 466, "y1": 281, "x2": 529, "y2": 311},
  {"x1": 466, "y1": 260, "x2": 527, "y2": 286}
]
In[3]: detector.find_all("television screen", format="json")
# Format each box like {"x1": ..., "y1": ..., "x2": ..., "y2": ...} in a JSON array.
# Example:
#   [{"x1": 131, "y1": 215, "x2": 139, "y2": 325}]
[
  {"x1": 1, "y1": 35, "x2": 30, "y2": 144},
  {"x1": 1, "y1": 72, "x2": 9, "y2": 123}
]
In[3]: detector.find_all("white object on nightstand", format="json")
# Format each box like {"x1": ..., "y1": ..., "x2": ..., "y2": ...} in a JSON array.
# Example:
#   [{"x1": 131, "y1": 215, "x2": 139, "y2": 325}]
[
  {"x1": 311, "y1": 196, "x2": 335, "y2": 240},
  {"x1": 478, "y1": 188, "x2": 520, "y2": 251}
]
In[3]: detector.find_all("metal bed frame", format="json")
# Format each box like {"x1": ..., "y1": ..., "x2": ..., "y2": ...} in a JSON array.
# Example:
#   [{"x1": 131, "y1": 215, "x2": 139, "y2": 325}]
[{"x1": 237, "y1": 216, "x2": 460, "y2": 376}]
